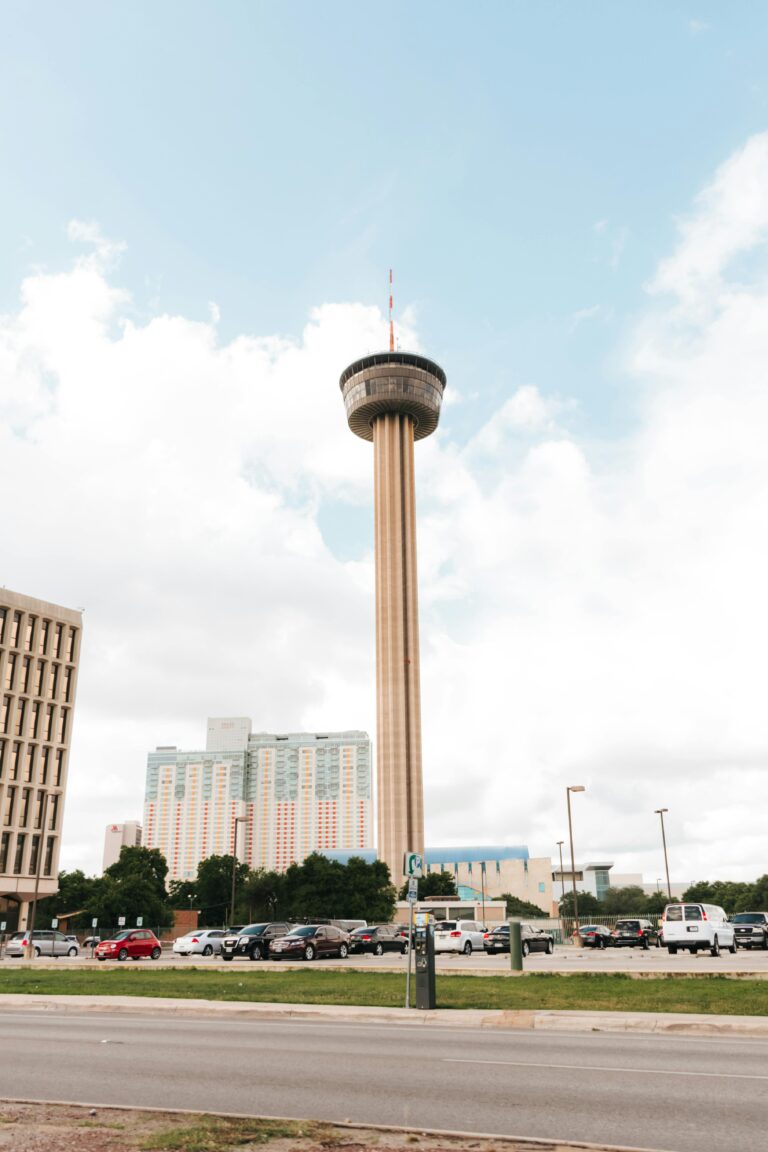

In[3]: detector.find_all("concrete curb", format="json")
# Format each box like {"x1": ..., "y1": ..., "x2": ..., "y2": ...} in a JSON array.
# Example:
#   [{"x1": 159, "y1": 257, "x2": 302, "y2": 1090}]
[{"x1": 2, "y1": 994, "x2": 768, "y2": 1037}]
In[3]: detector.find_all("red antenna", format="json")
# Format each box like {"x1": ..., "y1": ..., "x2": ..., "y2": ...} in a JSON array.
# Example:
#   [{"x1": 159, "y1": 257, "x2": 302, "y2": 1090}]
[{"x1": 389, "y1": 268, "x2": 395, "y2": 352}]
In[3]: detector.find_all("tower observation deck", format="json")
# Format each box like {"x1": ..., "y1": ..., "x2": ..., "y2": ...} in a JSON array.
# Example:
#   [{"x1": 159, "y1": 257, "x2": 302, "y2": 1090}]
[{"x1": 340, "y1": 350, "x2": 446, "y2": 881}]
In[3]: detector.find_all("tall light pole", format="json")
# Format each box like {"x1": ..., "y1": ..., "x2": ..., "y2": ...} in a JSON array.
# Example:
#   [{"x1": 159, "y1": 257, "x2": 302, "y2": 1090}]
[
  {"x1": 655, "y1": 808, "x2": 672, "y2": 901},
  {"x1": 567, "y1": 786, "x2": 586, "y2": 945},
  {"x1": 556, "y1": 840, "x2": 566, "y2": 904},
  {"x1": 25, "y1": 787, "x2": 61, "y2": 960},
  {"x1": 229, "y1": 815, "x2": 248, "y2": 926}
]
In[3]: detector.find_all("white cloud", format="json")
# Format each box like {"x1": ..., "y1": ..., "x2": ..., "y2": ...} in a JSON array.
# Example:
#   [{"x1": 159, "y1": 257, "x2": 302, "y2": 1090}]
[{"x1": 5, "y1": 136, "x2": 768, "y2": 886}]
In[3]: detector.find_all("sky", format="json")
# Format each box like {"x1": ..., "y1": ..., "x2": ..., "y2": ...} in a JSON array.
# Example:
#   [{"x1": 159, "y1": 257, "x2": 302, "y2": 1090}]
[{"x1": 2, "y1": 1, "x2": 768, "y2": 884}]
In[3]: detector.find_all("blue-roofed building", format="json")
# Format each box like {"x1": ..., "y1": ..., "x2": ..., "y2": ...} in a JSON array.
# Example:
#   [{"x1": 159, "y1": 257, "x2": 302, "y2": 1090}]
[{"x1": 320, "y1": 843, "x2": 552, "y2": 912}]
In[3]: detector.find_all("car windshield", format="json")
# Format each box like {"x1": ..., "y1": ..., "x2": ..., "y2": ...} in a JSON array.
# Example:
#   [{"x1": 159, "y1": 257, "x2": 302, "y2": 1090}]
[
  {"x1": 435, "y1": 922, "x2": 456, "y2": 932},
  {"x1": 732, "y1": 914, "x2": 764, "y2": 924},
  {"x1": 287, "y1": 926, "x2": 315, "y2": 938},
  {"x1": 242, "y1": 925, "x2": 267, "y2": 935},
  {"x1": 615, "y1": 921, "x2": 640, "y2": 930},
  {"x1": 109, "y1": 931, "x2": 132, "y2": 941}
]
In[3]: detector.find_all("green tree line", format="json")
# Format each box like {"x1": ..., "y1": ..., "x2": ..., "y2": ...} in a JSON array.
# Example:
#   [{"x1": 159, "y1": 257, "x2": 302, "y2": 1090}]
[
  {"x1": 37, "y1": 847, "x2": 397, "y2": 930},
  {"x1": 558, "y1": 876, "x2": 768, "y2": 919}
]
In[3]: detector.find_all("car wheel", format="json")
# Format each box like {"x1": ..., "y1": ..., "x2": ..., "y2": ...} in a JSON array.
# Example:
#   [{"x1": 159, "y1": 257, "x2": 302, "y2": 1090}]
[
  {"x1": 97, "y1": 957, "x2": 105, "y2": 962},
  {"x1": 710, "y1": 936, "x2": 720, "y2": 957},
  {"x1": 339, "y1": 943, "x2": 348, "y2": 959},
  {"x1": 151, "y1": 947, "x2": 161, "y2": 960},
  {"x1": 546, "y1": 939, "x2": 554, "y2": 954},
  {"x1": 248, "y1": 947, "x2": 261, "y2": 961},
  {"x1": 729, "y1": 938, "x2": 737, "y2": 954},
  {"x1": 401, "y1": 942, "x2": 409, "y2": 955},
  {"x1": 118, "y1": 948, "x2": 129, "y2": 961},
  {"x1": 522, "y1": 941, "x2": 530, "y2": 958},
  {"x1": 762, "y1": 936, "x2": 768, "y2": 950},
  {"x1": 463, "y1": 941, "x2": 472, "y2": 956},
  {"x1": 304, "y1": 944, "x2": 316, "y2": 961},
  {"x1": 202, "y1": 945, "x2": 213, "y2": 957},
  {"x1": 668, "y1": 946, "x2": 677, "y2": 955},
  {"x1": 222, "y1": 955, "x2": 233, "y2": 961},
  {"x1": 373, "y1": 942, "x2": 384, "y2": 957},
  {"x1": 642, "y1": 938, "x2": 649, "y2": 950}
]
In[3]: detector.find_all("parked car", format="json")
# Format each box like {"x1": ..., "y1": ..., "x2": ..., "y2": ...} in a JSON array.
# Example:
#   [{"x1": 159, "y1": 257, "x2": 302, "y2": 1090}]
[
  {"x1": 611, "y1": 918, "x2": 660, "y2": 949},
  {"x1": 172, "y1": 929, "x2": 228, "y2": 957},
  {"x1": 348, "y1": 924, "x2": 409, "y2": 956},
  {"x1": 433, "y1": 919, "x2": 487, "y2": 955},
  {"x1": 95, "y1": 929, "x2": 162, "y2": 961},
  {"x1": 6, "y1": 930, "x2": 79, "y2": 958},
  {"x1": 662, "y1": 903, "x2": 736, "y2": 956},
  {"x1": 579, "y1": 924, "x2": 613, "y2": 949},
  {"x1": 81, "y1": 936, "x2": 101, "y2": 950},
  {"x1": 482, "y1": 923, "x2": 554, "y2": 955},
  {"x1": 732, "y1": 912, "x2": 768, "y2": 950},
  {"x1": 269, "y1": 924, "x2": 350, "y2": 961},
  {"x1": 220, "y1": 922, "x2": 293, "y2": 961}
]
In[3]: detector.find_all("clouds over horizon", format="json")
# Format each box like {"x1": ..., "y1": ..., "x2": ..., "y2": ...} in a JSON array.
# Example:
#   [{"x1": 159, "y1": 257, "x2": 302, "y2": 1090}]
[{"x1": 3, "y1": 134, "x2": 768, "y2": 883}]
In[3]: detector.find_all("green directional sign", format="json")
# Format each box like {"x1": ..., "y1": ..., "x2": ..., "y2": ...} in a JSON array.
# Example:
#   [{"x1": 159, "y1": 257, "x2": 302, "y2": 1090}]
[{"x1": 403, "y1": 852, "x2": 423, "y2": 878}]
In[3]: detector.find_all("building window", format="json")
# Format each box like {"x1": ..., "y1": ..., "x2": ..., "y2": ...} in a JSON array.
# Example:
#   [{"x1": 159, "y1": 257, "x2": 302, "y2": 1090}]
[
  {"x1": 11, "y1": 743, "x2": 22, "y2": 780},
  {"x1": 57, "y1": 709, "x2": 67, "y2": 745},
  {"x1": 14, "y1": 699, "x2": 25, "y2": 737},
  {"x1": 13, "y1": 833, "x2": 25, "y2": 874},
  {"x1": 53, "y1": 623, "x2": 64, "y2": 658},
  {"x1": 24, "y1": 745, "x2": 35, "y2": 783},
  {"x1": 0, "y1": 738, "x2": 5, "y2": 779},
  {"x1": 38, "y1": 620, "x2": 49, "y2": 656},
  {"x1": 29, "y1": 701, "x2": 40, "y2": 739},
  {"x1": 40, "y1": 746, "x2": 50, "y2": 785},
  {"x1": 3, "y1": 787, "x2": 16, "y2": 826},
  {"x1": 48, "y1": 665, "x2": 59, "y2": 700},
  {"x1": 0, "y1": 697, "x2": 9, "y2": 734},
  {"x1": 63, "y1": 667, "x2": 73, "y2": 702},
  {"x1": 66, "y1": 629, "x2": 76, "y2": 663},
  {"x1": 48, "y1": 793, "x2": 59, "y2": 831},
  {"x1": 9, "y1": 613, "x2": 21, "y2": 648},
  {"x1": 24, "y1": 618, "x2": 35, "y2": 653},
  {"x1": 44, "y1": 705, "x2": 54, "y2": 741},
  {"x1": 34, "y1": 790, "x2": 43, "y2": 829},
  {"x1": 3, "y1": 653, "x2": 16, "y2": 691},
  {"x1": 29, "y1": 834, "x2": 40, "y2": 875},
  {"x1": 33, "y1": 662, "x2": 44, "y2": 696},
  {"x1": 0, "y1": 608, "x2": 5, "y2": 645},
  {"x1": 0, "y1": 831, "x2": 9, "y2": 872},
  {"x1": 44, "y1": 835, "x2": 55, "y2": 876},
  {"x1": 21, "y1": 656, "x2": 31, "y2": 693},
  {"x1": 20, "y1": 789, "x2": 32, "y2": 827}
]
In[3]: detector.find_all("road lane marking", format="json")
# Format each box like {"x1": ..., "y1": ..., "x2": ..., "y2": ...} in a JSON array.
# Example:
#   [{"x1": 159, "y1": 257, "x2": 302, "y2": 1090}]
[{"x1": 445, "y1": 1058, "x2": 768, "y2": 1081}]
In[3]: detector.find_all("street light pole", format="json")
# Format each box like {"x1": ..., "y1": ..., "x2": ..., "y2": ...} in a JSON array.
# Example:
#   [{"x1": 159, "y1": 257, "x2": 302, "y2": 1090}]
[
  {"x1": 25, "y1": 788, "x2": 61, "y2": 960},
  {"x1": 566, "y1": 786, "x2": 586, "y2": 945},
  {"x1": 655, "y1": 808, "x2": 672, "y2": 901},
  {"x1": 556, "y1": 839, "x2": 566, "y2": 945},
  {"x1": 229, "y1": 815, "x2": 248, "y2": 926}
]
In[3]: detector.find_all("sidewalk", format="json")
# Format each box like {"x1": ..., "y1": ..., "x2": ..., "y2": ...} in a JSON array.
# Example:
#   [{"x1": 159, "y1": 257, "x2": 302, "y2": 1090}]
[{"x1": 3, "y1": 993, "x2": 768, "y2": 1037}]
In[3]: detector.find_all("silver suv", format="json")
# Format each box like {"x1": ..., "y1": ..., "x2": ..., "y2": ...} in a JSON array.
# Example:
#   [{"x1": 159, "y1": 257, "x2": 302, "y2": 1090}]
[{"x1": 6, "y1": 930, "x2": 80, "y2": 958}]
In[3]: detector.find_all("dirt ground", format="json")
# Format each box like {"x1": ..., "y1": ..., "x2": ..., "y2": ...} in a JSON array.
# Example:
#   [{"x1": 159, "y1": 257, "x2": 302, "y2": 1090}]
[{"x1": 0, "y1": 1101, "x2": 607, "y2": 1152}]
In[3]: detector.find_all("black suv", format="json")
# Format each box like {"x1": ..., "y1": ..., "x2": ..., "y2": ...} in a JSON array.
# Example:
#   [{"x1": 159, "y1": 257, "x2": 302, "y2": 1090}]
[
  {"x1": 610, "y1": 919, "x2": 660, "y2": 948},
  {"x1": 220, "y1": 922, "x2": 292, "y2": 961},
  {"x1": 732, "y1": 912, "x2": 768, "y2": 950}
]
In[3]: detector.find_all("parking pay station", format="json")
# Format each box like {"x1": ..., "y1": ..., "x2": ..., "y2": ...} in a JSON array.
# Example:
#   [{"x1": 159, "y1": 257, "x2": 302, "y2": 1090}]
[{"x1": 414, "y1": 913, "x2": 436, "y2": 1009}]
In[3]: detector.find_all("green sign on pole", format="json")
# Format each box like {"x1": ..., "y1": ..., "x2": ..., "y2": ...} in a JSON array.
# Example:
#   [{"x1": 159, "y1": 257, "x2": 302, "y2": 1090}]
[{"x1": 403, "y1": 852, "x2": 424, "y2": 878}]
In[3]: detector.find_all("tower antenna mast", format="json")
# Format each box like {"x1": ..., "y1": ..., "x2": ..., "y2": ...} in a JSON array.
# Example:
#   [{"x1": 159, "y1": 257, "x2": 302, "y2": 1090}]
[{"x1": 389, "y1": 268, "x2": 395, "y2": 352}]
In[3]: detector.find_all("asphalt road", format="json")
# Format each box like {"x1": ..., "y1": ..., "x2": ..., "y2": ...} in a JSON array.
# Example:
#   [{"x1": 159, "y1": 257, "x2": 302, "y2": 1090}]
[
  {"x1": 6, "y1": 944, "x2": 768, "y2": 975},
  {"x1": 1, "y1": 1010, "x2": 767, "y2": 1151}
]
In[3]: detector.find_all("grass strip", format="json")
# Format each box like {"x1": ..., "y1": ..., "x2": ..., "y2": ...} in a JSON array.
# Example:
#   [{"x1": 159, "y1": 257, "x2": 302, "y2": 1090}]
[{"x1": 0, "y1": 967, "x2": 767, "y2": 1015}]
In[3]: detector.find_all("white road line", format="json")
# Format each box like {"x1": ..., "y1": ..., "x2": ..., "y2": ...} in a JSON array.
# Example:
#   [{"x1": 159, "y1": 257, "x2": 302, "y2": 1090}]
[{"x1": 445, "y1": 1058, "x2": 768, "y2": 1081}]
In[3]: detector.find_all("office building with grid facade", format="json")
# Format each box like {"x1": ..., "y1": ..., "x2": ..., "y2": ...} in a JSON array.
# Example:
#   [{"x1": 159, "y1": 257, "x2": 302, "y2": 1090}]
[
  {"x1": 143, "y1": 719, "x2": 372, "y2": 880},
  {"x1": 0, "y1": 589, "x2": 82, "y2": 927}
]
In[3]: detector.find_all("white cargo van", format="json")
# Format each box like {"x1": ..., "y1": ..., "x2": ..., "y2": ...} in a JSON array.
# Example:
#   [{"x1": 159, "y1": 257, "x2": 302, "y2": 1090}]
[{"x1": 662, "y1": 903, "x2": 735, "y2": 956}]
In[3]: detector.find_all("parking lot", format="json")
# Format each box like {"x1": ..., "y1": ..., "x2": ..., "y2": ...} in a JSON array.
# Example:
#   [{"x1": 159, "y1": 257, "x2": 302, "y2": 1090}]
[{"x1": 4, "y1": 943, "x2": 768, "y2": 976}]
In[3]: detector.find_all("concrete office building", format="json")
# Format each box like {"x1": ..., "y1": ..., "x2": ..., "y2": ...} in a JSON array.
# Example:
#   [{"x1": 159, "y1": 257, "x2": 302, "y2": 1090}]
[
  {"x1": 340, "y1": 344, "x2": 446, "y2": 881},
  {"x1": 102, "y1": 820, "x2": 142, "y2": 871},
  {"x1": 0, "y1": 589, "x2": 82, "y2": 929},
  {"x1": 143, "y1": 718, "x2": 373, "y2": 880}
]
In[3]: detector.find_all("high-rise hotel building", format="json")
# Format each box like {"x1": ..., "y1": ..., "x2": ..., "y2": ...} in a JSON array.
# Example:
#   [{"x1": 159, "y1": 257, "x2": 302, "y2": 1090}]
[
  {"x1": 143, "y1": 718, "x2": 372, "y2": 880},
  {"x1": 0, "y1": 589, "x2": 82, "y2": 927}
]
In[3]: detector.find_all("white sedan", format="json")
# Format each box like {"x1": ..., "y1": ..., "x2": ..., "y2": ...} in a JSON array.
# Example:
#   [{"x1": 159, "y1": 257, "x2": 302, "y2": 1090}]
[{"x1": 172, "y1": 929, "x2": 227, "y2": 957}]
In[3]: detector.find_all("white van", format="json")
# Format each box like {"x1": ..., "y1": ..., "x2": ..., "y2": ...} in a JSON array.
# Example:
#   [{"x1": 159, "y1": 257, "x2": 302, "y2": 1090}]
[{"x1": 662, "y1": 903, "x2": 736, "y2": 956}]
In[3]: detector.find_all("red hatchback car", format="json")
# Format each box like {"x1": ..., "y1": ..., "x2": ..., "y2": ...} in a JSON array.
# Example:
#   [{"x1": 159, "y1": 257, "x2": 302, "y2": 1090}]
[{"x1": 95, "y1": 929, "x2": 162, "y2": 962}]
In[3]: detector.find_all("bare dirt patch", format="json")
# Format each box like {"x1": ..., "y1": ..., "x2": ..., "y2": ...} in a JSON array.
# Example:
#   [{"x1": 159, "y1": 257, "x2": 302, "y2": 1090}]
[{"x1": 0, "y1": 1101, "x2": 602, "y2": 1152}]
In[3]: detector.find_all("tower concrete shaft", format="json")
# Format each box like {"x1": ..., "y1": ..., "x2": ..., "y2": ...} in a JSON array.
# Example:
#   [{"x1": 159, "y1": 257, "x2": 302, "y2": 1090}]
[
  {"x1": 340, "y1": 351, "x2": 446, "y2": 882},
  {"x1": 374, "y1": 412, "x2": 424, "y2": 871}
]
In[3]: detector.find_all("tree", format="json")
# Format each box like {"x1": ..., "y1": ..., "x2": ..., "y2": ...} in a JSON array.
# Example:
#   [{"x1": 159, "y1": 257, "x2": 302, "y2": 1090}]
[
  {"x1": 398, "y1": 870, "x2": 457, "y2": 901},
  {"x1": 601, "y1": 886, "x2": 651, "y2": 915},
  {"x1": 195, "y1": 855, "x2": 249, "y2": 925},
  {"x1": 559, "y1": 890, "x2": 602, "y2": 917},
  {"x1": 343, "y1": 856, "x2": 396, "y2": 922},
  {"x1": 36, "y1": 870, "x2": 100, "y2": 924},
  {"x1": 93, "y1": 846, "x2": 174, "y2": 928},
  {"x1": 500, "y1": 894, "x2": 548, "y2": 918}
]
